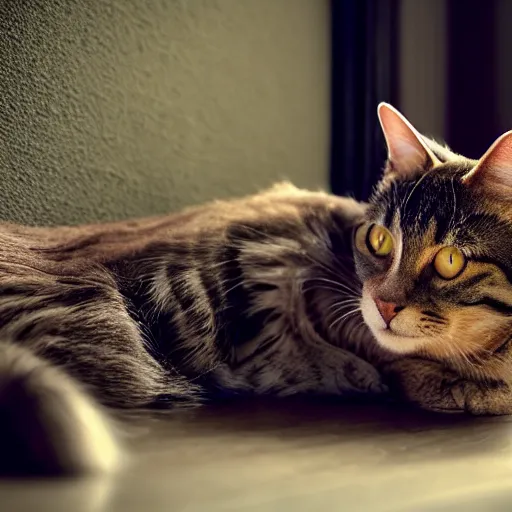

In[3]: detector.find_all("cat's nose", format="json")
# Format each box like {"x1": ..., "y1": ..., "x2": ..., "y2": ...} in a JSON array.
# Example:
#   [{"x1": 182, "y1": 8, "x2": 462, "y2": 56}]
[{"x1": 373, "y1": 297, "x2": 403, "y2": 327}]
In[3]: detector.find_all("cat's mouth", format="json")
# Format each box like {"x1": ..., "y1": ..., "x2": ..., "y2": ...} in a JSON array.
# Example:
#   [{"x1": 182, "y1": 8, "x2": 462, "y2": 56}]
[
  {"x1": 365, "y1": 325, "x2": 426, "y2": 354},
  {"x1": 359, "y1": 289, "x2": 427, "y2": 354},
  {"x1": 376, "y1": 327, "x2": 420, "y2": 338}
]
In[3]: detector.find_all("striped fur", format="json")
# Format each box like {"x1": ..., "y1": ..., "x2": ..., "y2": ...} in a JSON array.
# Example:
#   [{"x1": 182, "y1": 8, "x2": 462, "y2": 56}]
[
  {"x1": 354, "y1": 104, "x2": 512, "y2": 416},
  {"x1": 0, "y1": 182, "x2": 387, "y2": 475},
  {"x1": 359, "y1": 134, "x2": 512, "y2": 380}
]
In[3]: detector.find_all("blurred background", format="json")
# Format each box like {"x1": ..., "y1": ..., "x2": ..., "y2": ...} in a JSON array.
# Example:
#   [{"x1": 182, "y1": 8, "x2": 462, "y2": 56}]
[
  {"x1": 332, "y1": 0, "x2": 512, "y2": 201},
  {"x1": 0, "y1": 0, "x2": 508, "y2": 225}
]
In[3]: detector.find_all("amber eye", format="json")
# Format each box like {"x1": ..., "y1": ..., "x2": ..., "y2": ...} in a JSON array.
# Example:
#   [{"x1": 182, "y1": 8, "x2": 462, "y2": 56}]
[
  {"x1": 434, "y1": 246, "x2": 466, "y2": 280},
  {"x1": 364, "y1": 224, "x2": 394, "y2": 257}
]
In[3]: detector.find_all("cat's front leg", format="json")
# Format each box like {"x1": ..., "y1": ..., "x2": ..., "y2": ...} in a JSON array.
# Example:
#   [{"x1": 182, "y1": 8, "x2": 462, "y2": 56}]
[
  {"x1": 283, "y1": 343, "x2": 389, "y2": 397},
  {"x1": 384, "y1": 358, "x2": 512, "y2": 415},
  {"x1": 218, "y1": 342, "x2": 388, "y2": 397},
  {"x1": 330, "y1": 348, "x2": 390, "y2": 396}
]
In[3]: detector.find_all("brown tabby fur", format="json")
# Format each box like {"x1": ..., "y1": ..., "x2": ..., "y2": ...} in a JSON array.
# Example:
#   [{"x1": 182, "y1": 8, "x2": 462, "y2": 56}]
[
  {"x1": 0, "y1": 182, "x2": 388, "y2": 475},
  {"x1": 356, "y1": 104, "x2": 512, "y2": 417},
  {"x1": 4, "y1": 104, "x2": 512, "y2": 476}
]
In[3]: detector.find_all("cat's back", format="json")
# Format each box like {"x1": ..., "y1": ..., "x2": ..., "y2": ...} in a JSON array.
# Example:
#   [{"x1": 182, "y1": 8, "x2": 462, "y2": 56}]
[{"x1": 0, "y1": 183, "x2": 365, "y2": 268}]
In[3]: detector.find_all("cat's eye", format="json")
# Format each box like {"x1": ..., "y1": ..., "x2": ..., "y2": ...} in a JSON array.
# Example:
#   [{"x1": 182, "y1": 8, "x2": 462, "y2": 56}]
[
  {"x1": 367, "y1": 225, "x2": 394, "y2": 256},
  {"x1": 434, "y1": 246, "x2": 466, "y2": 280},
  {"x1": 355, "y1": 224, "x2": 394, "y2": 257}
]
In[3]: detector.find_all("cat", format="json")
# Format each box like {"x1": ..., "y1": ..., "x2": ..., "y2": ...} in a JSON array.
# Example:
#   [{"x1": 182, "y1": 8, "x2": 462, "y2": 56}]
[
  {"x1": 356, "y1": 103, "x2": 512, "y2": 416},
  {"x1": 0, "y1": 181, "x2": 387, "y2": 476},
  {"x1": 2, "y1": 102, "x2": 511, "y2": 477}
]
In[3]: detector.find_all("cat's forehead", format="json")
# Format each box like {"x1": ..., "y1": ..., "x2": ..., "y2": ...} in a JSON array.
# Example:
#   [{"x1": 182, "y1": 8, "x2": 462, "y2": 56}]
[
  {"x1": 372, "y1": 172, "x2": 464, "y2": 234},
  {"x1": 369, "y1": 171, "x2": 512, "y2": 265}
]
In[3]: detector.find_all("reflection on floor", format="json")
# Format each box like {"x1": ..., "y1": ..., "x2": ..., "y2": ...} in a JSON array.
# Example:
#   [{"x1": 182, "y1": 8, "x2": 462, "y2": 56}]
[{"x1": 1, "y1": 398, "x2": 512, "y2": 511}]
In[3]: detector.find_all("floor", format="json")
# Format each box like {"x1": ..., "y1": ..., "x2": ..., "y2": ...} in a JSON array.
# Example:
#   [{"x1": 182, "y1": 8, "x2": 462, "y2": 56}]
[{"x1": 1, "y1": 398, "x2": 512, "y2": 511}]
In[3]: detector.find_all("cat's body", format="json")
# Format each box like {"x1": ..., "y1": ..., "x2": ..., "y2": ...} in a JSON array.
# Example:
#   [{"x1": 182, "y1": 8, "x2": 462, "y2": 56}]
[
  {"x1": 5, "y1": 103, "x2": 512, "y2": 477},
  {"x1": 0, "y1": 183, "x2": 387, "y2": 475}
]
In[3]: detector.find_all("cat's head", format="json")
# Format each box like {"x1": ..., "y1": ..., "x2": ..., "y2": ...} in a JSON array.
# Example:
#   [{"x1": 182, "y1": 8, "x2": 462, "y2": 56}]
[{"x1": 353, "y1": 103, "x2": 512, "y2": 363}]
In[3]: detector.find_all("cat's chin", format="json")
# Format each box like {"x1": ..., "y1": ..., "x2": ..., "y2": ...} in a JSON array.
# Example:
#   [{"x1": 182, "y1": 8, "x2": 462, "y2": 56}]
[{"x1": 368, "y1": 328, "x2": 426, "y2": 355}]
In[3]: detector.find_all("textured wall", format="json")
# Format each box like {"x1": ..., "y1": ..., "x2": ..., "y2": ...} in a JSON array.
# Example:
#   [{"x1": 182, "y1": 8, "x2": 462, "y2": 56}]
[{"x1": 0, "y1": 0, "x2": 330, "y2": 225}]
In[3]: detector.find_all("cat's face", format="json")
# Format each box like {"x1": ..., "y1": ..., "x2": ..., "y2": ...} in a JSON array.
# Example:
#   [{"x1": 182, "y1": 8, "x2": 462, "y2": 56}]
[{"x1": 353, "y1": 104, "x2": 512, "y2": 362}]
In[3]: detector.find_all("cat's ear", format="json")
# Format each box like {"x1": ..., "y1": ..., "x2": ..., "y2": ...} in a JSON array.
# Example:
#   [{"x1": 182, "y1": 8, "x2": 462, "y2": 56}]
[
  {"x1": 378, "y1": 103, "x2": 439, "y2": 178},
  {"x1": 462, "y1": 130, "x2": 512, "y2": 199}
]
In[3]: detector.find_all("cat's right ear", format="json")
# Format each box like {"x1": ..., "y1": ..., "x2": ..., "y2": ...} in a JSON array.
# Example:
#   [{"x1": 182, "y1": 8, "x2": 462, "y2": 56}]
[
  {"x1": 378, "y1": 103, "x2": 439, "y2": 178},
  {"x1": 462, "y1": 130, "x2": 512, "y2": 200}
]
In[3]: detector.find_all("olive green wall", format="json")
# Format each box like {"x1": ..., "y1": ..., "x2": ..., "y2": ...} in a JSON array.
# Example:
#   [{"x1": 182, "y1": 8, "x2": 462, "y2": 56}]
[{"x1": 0, "y1": 0, "x2": 330, "y2": 225}]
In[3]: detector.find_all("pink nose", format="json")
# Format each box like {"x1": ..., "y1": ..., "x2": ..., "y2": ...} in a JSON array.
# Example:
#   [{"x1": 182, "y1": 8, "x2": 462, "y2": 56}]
[{"x1": 374, "y1": 297, "x2": 400, "y2": 327}]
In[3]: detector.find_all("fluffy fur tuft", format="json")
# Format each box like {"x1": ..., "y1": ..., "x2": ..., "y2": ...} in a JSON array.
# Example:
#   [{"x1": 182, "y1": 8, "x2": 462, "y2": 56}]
[
  {"x1": 0, "y1": 342, "x2": 121, "y2": 476},
  {"x1": 0, "y1": 182, "x2": 388, "y2": 475}
]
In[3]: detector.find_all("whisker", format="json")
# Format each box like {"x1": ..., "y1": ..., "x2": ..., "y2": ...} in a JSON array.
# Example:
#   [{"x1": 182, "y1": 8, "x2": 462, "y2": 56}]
[
  {"x1": 325, "y1": 299, "x2": 361, "y2": 312},
  {"x1": 302, "y1": 284, "x2": 360, "y2": 299},
  {"x1": 329, "y1": 307, "x2": 361, "y2": 332},
  {"x1": 324, "y1": 303, "x2": 362, "y2": 325},
  {"x1": 307, "y1": 276, "x2": 360, "y2": 296}
]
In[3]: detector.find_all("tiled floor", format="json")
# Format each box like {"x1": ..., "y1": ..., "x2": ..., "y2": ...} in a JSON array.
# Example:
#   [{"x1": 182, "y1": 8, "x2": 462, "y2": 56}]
[{"x1": 1, "y1": 399, "x2": 512, "y2": 511}]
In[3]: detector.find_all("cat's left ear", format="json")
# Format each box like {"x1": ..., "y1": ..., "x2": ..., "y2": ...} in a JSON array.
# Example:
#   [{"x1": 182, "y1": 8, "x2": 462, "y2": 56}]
[
  {"x1": 463, "y1": 130, "x2": 512, "y2": 199},
  {"x1": 378, "y1": 102, "x2": 440, "y2": 178}
]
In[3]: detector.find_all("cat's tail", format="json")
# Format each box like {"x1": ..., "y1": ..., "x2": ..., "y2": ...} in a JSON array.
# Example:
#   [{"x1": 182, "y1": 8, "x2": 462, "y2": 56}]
[{"x1": 0, "y1": 341, "x2": 121, "y2": 476}]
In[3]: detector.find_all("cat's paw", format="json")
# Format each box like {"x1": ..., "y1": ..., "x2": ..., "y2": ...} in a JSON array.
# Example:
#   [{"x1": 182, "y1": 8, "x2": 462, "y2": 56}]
[
  {"x1": 450, "y1": 381, "x2": 512, "y2": 416},
  {"x1": 383, "y1": 358, "x2": 464, "y2": 413},
  {"x1": 384, "y1": 357, "x2": 512, "y2": 416},
  {"x1": 340, "y1": 353, "x2": 389, "y2": 395}
]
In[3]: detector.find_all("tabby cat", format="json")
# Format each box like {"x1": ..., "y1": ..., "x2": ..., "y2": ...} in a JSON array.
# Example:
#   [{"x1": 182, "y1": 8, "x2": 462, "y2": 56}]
[
  {"x1": 1, "y1": 103, "x2": 512, "y2": 476},
  {"x1": 356, "y1": 104, "x2": 512, "y2": 416}
]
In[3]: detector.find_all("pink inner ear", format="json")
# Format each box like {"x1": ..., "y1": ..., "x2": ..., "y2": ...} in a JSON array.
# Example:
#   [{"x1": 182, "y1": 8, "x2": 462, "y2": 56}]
[
  {"x1": 389, "y1": 137, "x2": 428, "y2": 171},
  {"x1": 463, "y1": 130, "x2": 512, "y2": 195},
  {"x1": 377, "y1": 103, "x2": 435, "y2": 177}
]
